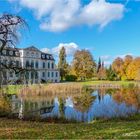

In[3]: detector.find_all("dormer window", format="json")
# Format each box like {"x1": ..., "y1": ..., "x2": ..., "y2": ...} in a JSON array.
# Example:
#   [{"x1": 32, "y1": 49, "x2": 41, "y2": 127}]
[
  {"x1": 2, "y1": 50, "x2": 6, "y2": 55},
  {"x1": 15, "y1": 52, "x2": 20, "y2": 57},
  {"x1": 46, "y1": 55, "x2": 49, "y2": 59},
  {"x1": 42, "y1": 54, "x2": 45, "y2": 59},
  {"x1": 9, "y1": 51, "x2": 13, "y2": 56}
]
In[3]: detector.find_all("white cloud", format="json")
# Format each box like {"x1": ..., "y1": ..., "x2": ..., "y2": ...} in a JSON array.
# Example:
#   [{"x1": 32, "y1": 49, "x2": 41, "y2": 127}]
[
  {"x1": 41, "y1": 42, "x2": 79, "y2": 56},
  {"x1": 116, "y1": 53, "x2": 133, "y2": 59},
  {"x1": 101, "y1": 55, "x2": 111, "y2": 60},
  {"x1": 8, "y1": 0, "x2": 125, "y2": 32},
  {"x1": 104, "y1": 61, "x2": 111, "y2": 66}
]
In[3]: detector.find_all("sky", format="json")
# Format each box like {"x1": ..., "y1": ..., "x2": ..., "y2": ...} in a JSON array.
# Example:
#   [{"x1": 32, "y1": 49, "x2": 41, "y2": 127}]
[{"x1": 0, "y1": 0, "x2": 140, "y2": 65}]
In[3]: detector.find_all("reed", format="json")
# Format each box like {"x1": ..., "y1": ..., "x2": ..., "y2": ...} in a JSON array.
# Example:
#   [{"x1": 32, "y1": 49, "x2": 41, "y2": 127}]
[{"x1": 19, "y1": 83, "x2": 85, "y2": 98}]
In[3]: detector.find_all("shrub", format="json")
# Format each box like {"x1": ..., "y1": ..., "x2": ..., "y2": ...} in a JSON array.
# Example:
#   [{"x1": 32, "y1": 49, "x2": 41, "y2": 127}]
[{"x1": 65, "y1": 75, "x2": 77, "y2": 81}]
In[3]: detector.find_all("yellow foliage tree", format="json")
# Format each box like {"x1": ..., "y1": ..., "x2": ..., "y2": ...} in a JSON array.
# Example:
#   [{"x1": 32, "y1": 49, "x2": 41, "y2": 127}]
[{"x1": 126, "y1": 57, "x2": 140, "y2": 80}]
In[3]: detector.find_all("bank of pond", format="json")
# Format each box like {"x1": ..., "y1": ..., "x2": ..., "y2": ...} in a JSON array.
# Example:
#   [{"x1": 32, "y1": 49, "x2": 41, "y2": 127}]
[{"x1": 0, "y1": 84, "x2": 140, "y2": 123}]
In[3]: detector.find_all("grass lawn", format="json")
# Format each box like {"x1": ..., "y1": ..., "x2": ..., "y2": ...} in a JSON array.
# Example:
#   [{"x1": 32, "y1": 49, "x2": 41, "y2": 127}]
[
  {"x1": 1, "y1": 80, "x2": 139, "y2": 95},
  {"x1": 0, "y1": 115, "x2": 140, "y2": 139},
  {"x1": 77, "y1": 80, "x2": 138, "y2": 86}
]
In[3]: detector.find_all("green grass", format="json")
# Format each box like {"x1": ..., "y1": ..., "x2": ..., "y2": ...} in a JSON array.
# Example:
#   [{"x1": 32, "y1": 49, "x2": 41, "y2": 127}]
[
  {"x1": 0, "y1": 115, "x2": 140, "y2": 139},
  {"x1": 77, "y1": 80, "x2": 138, "y2": 86},
  {"x1": 1, "y1": 85, "x2": 24, "y2": 95},
  {"x1": 1, "y1": 80, "x2": 139, "y2": 95}
]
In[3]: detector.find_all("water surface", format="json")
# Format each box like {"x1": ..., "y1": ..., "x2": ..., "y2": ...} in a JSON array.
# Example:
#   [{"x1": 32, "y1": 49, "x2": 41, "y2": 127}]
[{"x1": 0, "y1": 88, "x2": 140, "y2": 122}]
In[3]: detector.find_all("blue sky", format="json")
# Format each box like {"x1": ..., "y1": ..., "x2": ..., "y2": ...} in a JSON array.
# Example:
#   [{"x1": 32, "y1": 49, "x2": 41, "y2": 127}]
[{"x1": 0, "y1": 0, "x2": 140, "y2": 65}]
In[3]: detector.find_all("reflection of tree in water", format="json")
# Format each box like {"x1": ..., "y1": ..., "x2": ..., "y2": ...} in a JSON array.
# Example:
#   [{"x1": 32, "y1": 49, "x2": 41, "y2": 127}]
[
  {"x1": 97, "y1": 88, "x2": 118, "y2": 102},
  {"x1": 97, "y1": 88, "x2": 106, "y2": 102},
  {"x1": 113, "y1": 86, "x2": 140, "y2": 109},
  {"x1": 73, "y1": 94, "x2": 95, "y2": 113},
  {"x1": 58, "y1": 98, "x2": 66, "y2": 118}
]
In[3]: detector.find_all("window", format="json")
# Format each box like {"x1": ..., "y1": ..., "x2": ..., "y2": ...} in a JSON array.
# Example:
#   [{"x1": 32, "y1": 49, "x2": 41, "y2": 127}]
[
  {"x1": 26, "y1": 52, "x2": 29, "y2": 56},
  {"x1": 48, "y1": 62, "x2": 50, "y2": 69},
  {"x1": 31, "y1": 61, "x2": 34, "y2": 68},
  {"x1": 31, "y1": 72, "x2": 34, "y2": 79},
  {"x1": 26, "y1": 72, "x2": 29, "y2": 79},
  {"x1": 3, "y1": 60, "x2": 7, "y2": 65},
  {"x1": 35, "y1": 72, "x2": 38, "y2": 79},
  {"x1": 43, "y1": 62, "x2": 45, "y2": 68},
  {"x1": 51, "y1": 72, "x2": 54, "y2": 78},
  {"x1": 9, "y1": 51, "x2": 13, "y2": 56},
  {"x1": 9, "y1": 71, "x2": 13, "y2": 77},
  {"x1": 2, "y1": 50, "x2": 6, "y2": 55},
  {"x1": 42, "y1": 54, "x2": 45, "y2": 59},
  {"x1": 48, "y1": 72, "x2": 50, "y2": 77},
  {"x1": 31, "y1": 52, "x2": 34, "y2": 57},
  {"x1": 15, "y1": 51, "x2": 20, "y2": 57},
  {"x1": 42, "y1": 72, "x2": 45, "y2": 77},
  {"x1": 16, "y1": 61, "x2": 19, "y2": 67},
  {"x1": 36, "y1": 61, "x2": 38, "y2": 68},
  {"x1": 26, "y1": 61, "x2": 30, "y2": 67},
  {"x1": 56, "y1": 72, "x2": 58, "y2": 77},
  {"x1": 52, "y1": 63, "x2": 54, "y2": 69}
]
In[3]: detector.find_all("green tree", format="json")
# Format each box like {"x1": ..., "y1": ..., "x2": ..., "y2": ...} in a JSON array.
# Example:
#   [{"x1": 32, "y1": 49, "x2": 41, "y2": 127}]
[
  {"x1": 97, "y1": 58, "x2": 101, "y2": 73},
  {"x1": 72, "y1": 50, "x2": 96, "y2": 80},
  {"x1": 106, "y1": 65, "x2": 117, "y2": 81},
  {"x1": 58, "y1": 47, "x2": 68, "y2": 80}
]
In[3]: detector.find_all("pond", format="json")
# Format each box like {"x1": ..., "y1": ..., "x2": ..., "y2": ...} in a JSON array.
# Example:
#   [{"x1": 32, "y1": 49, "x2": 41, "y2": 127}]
[{"x1": 0, "y1": 87, "x2": 140, "y2": 122}]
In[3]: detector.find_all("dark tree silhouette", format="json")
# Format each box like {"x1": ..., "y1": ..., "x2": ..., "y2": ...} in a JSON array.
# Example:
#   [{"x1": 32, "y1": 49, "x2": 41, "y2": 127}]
[{"x1": 0, "y1": 14, "x2": 34, "y2": 86}]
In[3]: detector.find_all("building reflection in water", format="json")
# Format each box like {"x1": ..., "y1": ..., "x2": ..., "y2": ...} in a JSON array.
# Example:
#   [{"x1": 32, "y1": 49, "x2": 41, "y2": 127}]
[{"x1": 7, "y1": 88, "x2": 140, "y2": 122}]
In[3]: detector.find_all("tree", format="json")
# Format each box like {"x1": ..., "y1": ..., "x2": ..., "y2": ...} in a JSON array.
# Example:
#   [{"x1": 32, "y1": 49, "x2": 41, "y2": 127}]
[
  {"x1": 97, "y1": 61, "x2": 107, "y2": 80},
  {"x1": 112, "y1": 57, "x2": 124, "y2": 80},
  {"x1": 122, "y1": 55, "x2": 133, "y2": 80},
  {"x1": 126, "y1": 57, "x2": 140, "y2": 80},
  {"x1": 0, "y1": 14, "x2": 30, "y2": 87},
  {"x1": 106, "y1": 65, "x2": 117, "y2": 81},
  {"x1": 72, "y1": 50, "x2": 96, "y2": 80},
  {"x1": 58, "y1": 47, "x2": 68, "y2": 80},
  {"x1": 97, "y1": 57, "x2": 101, "y2": 73}
]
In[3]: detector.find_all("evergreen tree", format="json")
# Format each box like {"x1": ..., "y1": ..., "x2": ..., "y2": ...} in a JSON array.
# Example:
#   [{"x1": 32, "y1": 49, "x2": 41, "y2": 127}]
[
  {"x1": 106, "y1": 65, "x2": 117, "y2": 81},
  {"x1": 58, "y1": 47, "x2": 68, "y2": 80},
  {"x1": 97, "y1": 60, "x2": 107, "y2": 80},
  {"x1": 97, "y1": 58, "x2": 101, "y2": 73}
]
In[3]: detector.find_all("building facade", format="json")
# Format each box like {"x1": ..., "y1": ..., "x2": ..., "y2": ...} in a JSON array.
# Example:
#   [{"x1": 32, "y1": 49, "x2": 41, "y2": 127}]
[{"x1": 0, "y1": 46, "x2": 60, "y2": 84}]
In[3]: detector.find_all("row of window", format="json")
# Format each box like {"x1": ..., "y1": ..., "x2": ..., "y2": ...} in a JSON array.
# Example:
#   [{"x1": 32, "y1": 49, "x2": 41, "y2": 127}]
[
  {"x1": 6, "y1": 71, "x2": 59, "y2": 80},
  {"x1": 42, "y1": 71, "x2": 58, "y2": 78},
  {"x1": 26, "y1": 61, "x2": 54, "y2": 69},
  {"x1": 2, "y1": 60, "x2": 21, "y2": 67},
  {"x1": 41, "y1": 54, "x2": 54, "y2": 60},
  {"x1": 1, "y1": 50, "x2": 20, "y2": 57}
]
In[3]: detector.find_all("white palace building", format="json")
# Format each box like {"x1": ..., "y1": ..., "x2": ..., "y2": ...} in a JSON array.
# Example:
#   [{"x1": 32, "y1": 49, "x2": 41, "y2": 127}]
[{"x1": 0, "y1": 46, "x2": 60, "y2": 84}]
